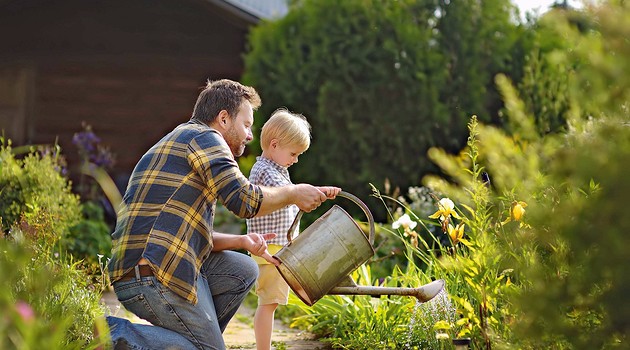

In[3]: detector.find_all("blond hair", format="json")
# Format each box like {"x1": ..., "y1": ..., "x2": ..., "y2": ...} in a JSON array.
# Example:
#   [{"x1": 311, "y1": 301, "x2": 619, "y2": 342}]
[{"x1": 260, "y1": 108, "x2": 311, "y2": 152}]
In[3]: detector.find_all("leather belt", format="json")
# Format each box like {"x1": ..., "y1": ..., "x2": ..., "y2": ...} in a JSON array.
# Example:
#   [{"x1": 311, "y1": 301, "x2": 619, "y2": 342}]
[{"x1": 119, "y1": 265, "x2": 154, "y2": 281}]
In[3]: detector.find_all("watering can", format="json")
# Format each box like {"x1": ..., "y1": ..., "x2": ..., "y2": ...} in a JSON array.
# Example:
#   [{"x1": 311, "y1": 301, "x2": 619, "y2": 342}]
[{"x1": 274, "y1": 191, "x2": 445, "y2": 306}]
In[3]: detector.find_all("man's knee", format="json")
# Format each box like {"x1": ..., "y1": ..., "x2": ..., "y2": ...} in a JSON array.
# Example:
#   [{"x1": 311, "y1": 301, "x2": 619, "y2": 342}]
[{"x1": 237, "y1": 252, "x2": 259, "y2": 283}]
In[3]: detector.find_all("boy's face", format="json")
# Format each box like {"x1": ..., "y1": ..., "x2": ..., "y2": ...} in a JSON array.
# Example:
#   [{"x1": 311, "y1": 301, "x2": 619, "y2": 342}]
[{"x1": 268, "y1": 140, "x2": 306, "y2": 168}]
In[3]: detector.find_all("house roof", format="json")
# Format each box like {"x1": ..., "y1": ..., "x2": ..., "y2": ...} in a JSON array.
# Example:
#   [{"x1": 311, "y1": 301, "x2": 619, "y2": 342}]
[
  {"x1": 220, "y1": 0, "x2": 288, "y2": 20},
  {"x1": 0, "y1": 0, "x2": 289, "y2": 23}
]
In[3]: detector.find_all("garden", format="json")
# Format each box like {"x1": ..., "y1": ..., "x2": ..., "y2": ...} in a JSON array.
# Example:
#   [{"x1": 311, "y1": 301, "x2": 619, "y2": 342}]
[{"x1": 1, "y1": 1, "x2": 628, "y2": 349}]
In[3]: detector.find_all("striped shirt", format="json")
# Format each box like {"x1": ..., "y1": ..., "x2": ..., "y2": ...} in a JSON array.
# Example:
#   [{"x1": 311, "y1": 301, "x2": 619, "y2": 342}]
[
  {"x1": 108, "y1": 119, "x2": 263, "y2": 304},
  {"x1": 246, "y1": 156, "x2": 299, "y2": 246}
]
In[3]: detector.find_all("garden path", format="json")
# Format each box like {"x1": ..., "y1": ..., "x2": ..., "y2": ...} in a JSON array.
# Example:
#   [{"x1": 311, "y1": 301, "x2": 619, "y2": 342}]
[{"x1": 101, "y1": 291, "x2": 330, "y2": 350}]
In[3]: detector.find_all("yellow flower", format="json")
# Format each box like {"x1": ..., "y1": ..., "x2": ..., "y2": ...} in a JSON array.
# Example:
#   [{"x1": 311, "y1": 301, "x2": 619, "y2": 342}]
[
  {"x1": 501, "y1": 200, "x2": 528, "y2": 226},
  {"x1": 511, "y1": 201, "x2": 527, "y2": 221},
  {"x1": 429, "y1": 197, "x2": 461, "y2": 221},
  {"x1": 447, "y1": 222, "x2": 465, "y2": 245}
]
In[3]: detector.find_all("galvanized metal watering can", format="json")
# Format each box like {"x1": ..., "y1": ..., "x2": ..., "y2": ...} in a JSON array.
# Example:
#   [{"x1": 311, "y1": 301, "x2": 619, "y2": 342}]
[{"x1": 274, "y1": 191, "x2": 445, "y2": 306}]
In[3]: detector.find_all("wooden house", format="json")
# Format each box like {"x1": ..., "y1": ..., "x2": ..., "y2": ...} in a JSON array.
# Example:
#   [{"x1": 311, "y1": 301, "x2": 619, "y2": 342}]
[{"x1": 0, "y1": 0, "x2": 287, "y2": 188}]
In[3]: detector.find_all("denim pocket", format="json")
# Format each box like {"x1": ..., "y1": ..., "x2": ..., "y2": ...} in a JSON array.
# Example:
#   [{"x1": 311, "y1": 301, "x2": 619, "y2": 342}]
[{"x1": 119, "y1": 293, "x2": 159, "y2": 322}]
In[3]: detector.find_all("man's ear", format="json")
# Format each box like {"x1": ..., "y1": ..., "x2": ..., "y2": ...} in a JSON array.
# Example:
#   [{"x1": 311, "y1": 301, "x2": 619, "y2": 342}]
[{"x1": 217, "y1": 110, "x2": 230, "y2": 128}]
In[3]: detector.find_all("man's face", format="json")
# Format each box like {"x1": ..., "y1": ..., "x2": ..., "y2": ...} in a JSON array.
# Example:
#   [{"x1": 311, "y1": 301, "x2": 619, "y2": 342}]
[{"x1": 224, "y1": 101, "x2": 254, "y2": 157}]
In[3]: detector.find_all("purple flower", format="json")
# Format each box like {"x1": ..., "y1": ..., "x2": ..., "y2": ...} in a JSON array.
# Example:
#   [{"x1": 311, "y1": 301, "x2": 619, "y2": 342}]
[
  {"x1": 72, "y1": 128, "x2": 101, "y2": 154},
  {"x1": 73, "y1": 123, "x2": 115, "y2": 170}
]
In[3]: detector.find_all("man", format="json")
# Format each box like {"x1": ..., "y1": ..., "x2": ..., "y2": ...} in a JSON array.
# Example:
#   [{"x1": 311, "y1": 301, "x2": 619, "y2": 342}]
[{"x1": 106, "y1": 79, "x2": 338, "y2": 350}]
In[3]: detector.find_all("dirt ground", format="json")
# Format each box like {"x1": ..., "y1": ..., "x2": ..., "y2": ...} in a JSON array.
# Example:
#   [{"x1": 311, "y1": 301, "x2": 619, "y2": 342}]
[{"x1": 101, "y1": 291, "x2": 330, "y2": 350}]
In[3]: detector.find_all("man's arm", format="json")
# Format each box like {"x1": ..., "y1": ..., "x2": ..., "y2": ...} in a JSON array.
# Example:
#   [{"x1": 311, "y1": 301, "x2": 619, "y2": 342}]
[{"x1": 256, "y1": 184, "x2": 341, "y2": 216}]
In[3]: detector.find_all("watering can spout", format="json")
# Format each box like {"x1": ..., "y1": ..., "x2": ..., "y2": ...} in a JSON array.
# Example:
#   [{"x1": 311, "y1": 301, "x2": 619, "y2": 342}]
[{"x1": 328, "y1": 277, "x2": 445, "y2": 303}]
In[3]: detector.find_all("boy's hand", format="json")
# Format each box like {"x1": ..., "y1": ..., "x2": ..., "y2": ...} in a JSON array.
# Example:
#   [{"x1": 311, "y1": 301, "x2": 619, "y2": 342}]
[
  {"x1": 245, "y1": 233, "x2": 280, "y2": 266},
  {"x1": 245, "y1": 232, "x2": 274, "y2": 255},
  {"x1": 260, "y1": 252, "x2": 280, "y2": 266},
  {"x1": 317, "y1": 186, "x2": 341, "y2": 199}
]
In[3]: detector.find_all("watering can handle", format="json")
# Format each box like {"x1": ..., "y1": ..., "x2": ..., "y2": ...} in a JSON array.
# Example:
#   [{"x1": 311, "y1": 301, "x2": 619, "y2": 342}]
[{"x1": 286, "y1": 191, "x2": 375, "y2": 245}]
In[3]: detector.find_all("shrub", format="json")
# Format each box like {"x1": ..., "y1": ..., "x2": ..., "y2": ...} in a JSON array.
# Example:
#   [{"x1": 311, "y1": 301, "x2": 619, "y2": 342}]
[
  {"x1": 0, "y1": 140, "x2": 110, "y2": 348},
  {"x1": 504, "y1": 2, "x2": 630, "y2": 346},
  {"x1": 62, "y1": 201, "x2": 112, "y2": 266},
  {"x1": 0, "y1": 141, "x2": 81, "y2": 248},
  {"x1": 0, "y1": 239, "x2": 109, "y2": 349}
]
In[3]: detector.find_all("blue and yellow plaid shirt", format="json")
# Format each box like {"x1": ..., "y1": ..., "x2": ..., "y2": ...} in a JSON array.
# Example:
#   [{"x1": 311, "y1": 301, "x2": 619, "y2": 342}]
[{"x1": 108, "y1": 119, "x2": 263, "y2": 304}]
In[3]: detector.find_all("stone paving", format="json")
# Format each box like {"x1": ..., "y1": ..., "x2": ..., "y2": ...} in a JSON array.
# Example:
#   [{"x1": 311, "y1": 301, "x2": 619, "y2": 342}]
[{"x1": 222, "y1": 303, "x2": 330, "y2": 350}]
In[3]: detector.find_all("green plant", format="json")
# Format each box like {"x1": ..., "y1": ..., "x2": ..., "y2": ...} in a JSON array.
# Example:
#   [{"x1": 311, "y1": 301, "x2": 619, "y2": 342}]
[
  {"x1": 271, "y1": 340, "x2": 287, "y2": 350},
  {"x1": 0, "y1": 140, "x2": 110, "y2": 348},
  {"x1": 367, "y1": 185, "x2": 446, "y2": 279},
  {"x1": 418, "y1": 2, "x2": 630, "y2": 346},
  {"x1": 286, "y1": 265, "x2": 426, "y2": 349},
  {"x1": 422, "y1": 116, "x2": 523, "y2": 349},
  {"x1": 0, "y1": 233, "x2": 110, "y2": 349},
  {"x1": 504, "y1": 2, "x2": 630, "y2": 346},
  {"x1": 363, "y1": 117, "x2": 522, "y2": 349},
  {"x1": 53, "y1": 123, "x2": 121, "y2": 280},
  {"x1": 0, "y1": 141, "x2": 81, "y2": 249},
  {"x1": 61, "y1": 201, "x2": 112, "y2": 273}
]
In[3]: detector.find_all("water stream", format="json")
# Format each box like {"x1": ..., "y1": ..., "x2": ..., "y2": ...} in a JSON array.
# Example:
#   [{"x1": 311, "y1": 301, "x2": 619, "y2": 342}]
[{"x1": 405, "y1": 288, "x2": 456, "y2": 349}]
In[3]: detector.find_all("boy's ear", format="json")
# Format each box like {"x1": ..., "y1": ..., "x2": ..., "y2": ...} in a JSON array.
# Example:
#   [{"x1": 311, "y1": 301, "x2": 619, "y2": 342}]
[{"x1": 270, "y1": 139, "x2": 279, "y2": 149}]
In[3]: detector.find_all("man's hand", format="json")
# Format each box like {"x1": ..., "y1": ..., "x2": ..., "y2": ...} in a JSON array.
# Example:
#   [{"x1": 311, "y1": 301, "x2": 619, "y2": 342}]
[{"x1": 244, "y1": 233, "x2": 280, "y2": 266}]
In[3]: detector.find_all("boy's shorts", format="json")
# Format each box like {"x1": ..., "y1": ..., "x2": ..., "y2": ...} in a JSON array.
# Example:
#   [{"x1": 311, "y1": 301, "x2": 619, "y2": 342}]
[{"x1": 252, "y1": 244, "x2": 290, "y2": 305}]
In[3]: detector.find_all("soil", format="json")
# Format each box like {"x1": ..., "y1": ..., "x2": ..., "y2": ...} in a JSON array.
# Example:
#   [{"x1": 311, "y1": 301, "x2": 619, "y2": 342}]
[{"x1": 101, "y1": 291, "x2": 330, "y2": 350}]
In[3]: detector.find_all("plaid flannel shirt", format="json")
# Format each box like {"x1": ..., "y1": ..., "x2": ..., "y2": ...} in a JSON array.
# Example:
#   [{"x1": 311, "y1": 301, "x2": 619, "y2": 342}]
[
  {"x1": 108, "y1": 120, "x2": 263, "y2": 304},
  {"x1": 246, "y1": 156, "x2": 299, "y2": 246}
]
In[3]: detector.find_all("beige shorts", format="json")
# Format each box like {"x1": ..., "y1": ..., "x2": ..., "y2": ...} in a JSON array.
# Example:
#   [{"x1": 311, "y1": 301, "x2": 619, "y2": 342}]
[
  {"x1": 253, "y1": 244, "x2": 289, "y2": 305},
  {"x1": 256, "y1": 264, "x2": 290, "y2": 305}
]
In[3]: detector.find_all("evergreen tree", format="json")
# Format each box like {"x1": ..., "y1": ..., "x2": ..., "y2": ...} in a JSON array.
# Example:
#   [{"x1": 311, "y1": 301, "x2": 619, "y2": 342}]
[{"x1": 244, "y1": 0, "x2": 529, "y2": 219}]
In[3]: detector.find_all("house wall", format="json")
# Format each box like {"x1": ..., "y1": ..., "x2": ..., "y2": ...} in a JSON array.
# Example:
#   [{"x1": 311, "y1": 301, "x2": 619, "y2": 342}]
[{"x1": 0, "y1": 0, "x2": 253, "y2": 188}]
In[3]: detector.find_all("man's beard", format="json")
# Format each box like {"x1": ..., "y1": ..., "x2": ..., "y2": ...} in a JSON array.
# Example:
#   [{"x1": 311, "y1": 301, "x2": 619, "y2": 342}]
[{"x1": 225, "y1": 127, "x2": 246, "y2": 157}]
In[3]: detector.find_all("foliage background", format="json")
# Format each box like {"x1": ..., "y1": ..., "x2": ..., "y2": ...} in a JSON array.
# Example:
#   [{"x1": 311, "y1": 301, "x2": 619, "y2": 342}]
[{"x1": 243, "y1": 0, "x2": 531, "y2": 221}]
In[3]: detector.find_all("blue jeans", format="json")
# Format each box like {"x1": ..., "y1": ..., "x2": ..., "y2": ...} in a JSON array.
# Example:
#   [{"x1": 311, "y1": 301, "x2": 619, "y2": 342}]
[{"x1": 109, "y1": 251, "x2": 258, "y2": 350}]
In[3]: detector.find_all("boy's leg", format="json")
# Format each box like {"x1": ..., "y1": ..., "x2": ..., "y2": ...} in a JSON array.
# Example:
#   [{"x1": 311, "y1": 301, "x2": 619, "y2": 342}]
[
  {"x1": 253, "y1": 263, "x2": 291, "y2": 350},
  {"x1": 254, "y1": 303, "x2": 278, "y2": 350},
  {"x1": 201, "y1": 250, "x2": 259, "y2": 331}
]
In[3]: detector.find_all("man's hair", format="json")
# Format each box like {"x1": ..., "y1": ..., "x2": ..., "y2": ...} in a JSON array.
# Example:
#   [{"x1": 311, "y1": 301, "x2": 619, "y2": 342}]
[
  {"x1": 260, "y1": 108, "x2": 311, "y2": 152},
  {"x1": 191, "y1": 79, "x2": 262, "y2": 123}
]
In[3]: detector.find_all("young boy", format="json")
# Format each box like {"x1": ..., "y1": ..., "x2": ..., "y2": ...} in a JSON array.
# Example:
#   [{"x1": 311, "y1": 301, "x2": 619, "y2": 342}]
[{"x1": 246, "y1": 108, "x2": 339, "y2": 350}]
